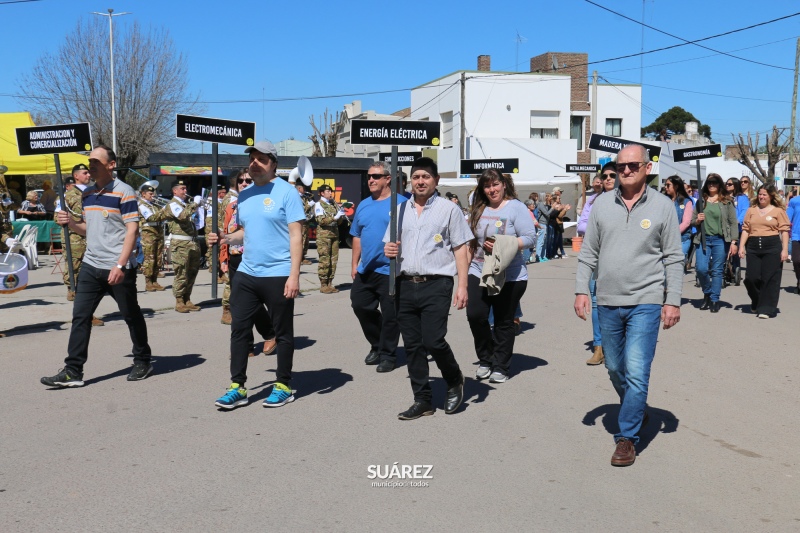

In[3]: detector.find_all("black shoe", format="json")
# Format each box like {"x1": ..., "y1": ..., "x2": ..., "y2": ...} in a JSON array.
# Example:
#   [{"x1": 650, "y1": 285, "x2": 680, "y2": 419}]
[
  {"x1": 376, "y1": 360, "x2": 395, "y2": 373},
  {"x1": 445, "y1": 374, "x2": 465, "y2": 414},
  {"x1": 699, "y1": 295, "x2": 711, "y2": 310},
  {"x1": 709, "y1": 301, "x2": 720, "y2": 313},
  {"x1": 398, "y1": 401, "x2": 435, "y2": 420},
  {"x1": 364, "y1": 351, "x2": 380, "y2": 365},
  {"x1": 41, "y1": 368, "x2": 84, "y2": 388},
  {"x1": 127, "y1": 362, "x2": 153, "y2": 381}
]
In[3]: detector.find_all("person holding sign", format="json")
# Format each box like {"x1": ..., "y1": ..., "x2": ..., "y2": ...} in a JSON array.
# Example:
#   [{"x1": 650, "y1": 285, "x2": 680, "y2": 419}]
[
  {"x1": 690, "y1": 174, "x2": 739, "y2": 313},
  {"x1": 383, "y1": 157, "x2": 473, "y2": 420},
  {"x1": 163, "y1": 179, "x2": 202, "y2": 313},
  {"x1": 138, "y1": 184, "x2": 168, "y2": 292},
  {"x1": 574, "y1": 144, "x2": 683, "y2": 467},
  {"x1": 314, "y1": 184, "x2": 345, "y2": 293},
  {"x1": 42, "y1": 145, "x2": 153, "y2": 388},
  {"x1": 208, "y1": 141, "x2": 305, "y2": 409}
]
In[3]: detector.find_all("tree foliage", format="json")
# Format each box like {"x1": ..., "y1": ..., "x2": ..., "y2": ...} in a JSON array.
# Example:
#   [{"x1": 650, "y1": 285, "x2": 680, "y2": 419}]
[
  {"x1": 309, "y1": 108, "x2": 346, "y2": 157},
  {"x1": 17, "y1": 18, "x2": 203, "y2": 174},
  {"x1": 730, "y1": 126, "x2": 790, "y2": 185},
  {"x1": 642, "y1": 106, "x2": 711, "y2": 139}
]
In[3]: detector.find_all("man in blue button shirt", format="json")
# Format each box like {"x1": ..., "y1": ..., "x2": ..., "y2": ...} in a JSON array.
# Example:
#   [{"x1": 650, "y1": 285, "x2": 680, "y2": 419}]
[{"x1": 350, "y1": 161, "x2": 407, "y2": 373}]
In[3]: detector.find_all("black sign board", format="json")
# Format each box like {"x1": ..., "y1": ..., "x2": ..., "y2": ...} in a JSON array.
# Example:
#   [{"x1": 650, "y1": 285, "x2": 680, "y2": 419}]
[
  {"x1": 785, "y1": 178, "x2": 800, "y2": 186},
  {"x1": 788, "y1": 163, "x2": 797, "y2": 172},
  {"x1": 351, "y1": 119, "x2": 441, "y2": 147},
  {"x1": 460, "y1": 159, "x2": 520, "y2": 175},
  {"x1": 566, "y1": 164, "x2": 600, "y2": 173},
  {"x1": 176, "y1": 114, "x2": 256, "y2": 146},
  {"x1": 588, "y1": 133, "x2": 661, "y2": 162},
  {"x1": 672, "y1": 144, "x2": 722, "y2": 162},
  {"x1": 378, "y1": 151, "x2": 423, "y2": 165},
  {"x1": 15, "y1": 122, "x2": 92, "y2": 156}
]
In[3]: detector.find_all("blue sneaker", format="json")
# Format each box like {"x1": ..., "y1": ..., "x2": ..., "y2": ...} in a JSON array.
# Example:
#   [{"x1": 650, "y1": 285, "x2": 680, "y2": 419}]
[
  {"x1": 215, "y1": 383, "x2": 248, "y2": 409},
  {"x1": 540, "y1": 257, "x2": 549, "y2": 262},
  {"x1": 263, "y1": 383, "x2": 295, "y2": 408}
]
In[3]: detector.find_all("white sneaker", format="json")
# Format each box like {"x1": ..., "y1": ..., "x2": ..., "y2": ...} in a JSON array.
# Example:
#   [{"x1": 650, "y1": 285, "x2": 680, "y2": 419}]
[
  {"x1": 757, "y1": 313, "x2": 769, "y2": 319},
  {"x1": 489, "y1": 371, "x2": 508, "y2": 383},
  {"x1": 476, "y1": 365, "x2": 492, "y2": 380}
]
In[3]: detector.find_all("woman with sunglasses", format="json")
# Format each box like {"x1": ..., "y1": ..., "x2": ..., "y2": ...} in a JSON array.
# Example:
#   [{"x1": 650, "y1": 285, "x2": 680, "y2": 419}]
[
  {"x1": 738, "y1": 185, "x2": 791, "y2": 318},
  {"x1": 664, "y1": 175, "x2": 694, "y2": 259},
  {"x1": 575, "y1": 162, "x2": 616, "y2": 365},
  {"x1": 740, "y1": 177, "x2": 755, "y2": 202},
  {"x1": 727, "y1": 177, "x2": 749, "y2": 281},
  {"x1": 691, "y1": 173, "x2": 739, "y2": 312}
]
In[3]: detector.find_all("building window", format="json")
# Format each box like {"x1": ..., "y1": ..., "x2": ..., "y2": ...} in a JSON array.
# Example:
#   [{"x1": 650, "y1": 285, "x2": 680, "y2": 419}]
[
  {"x1": 440, "y1": 111, "x2": 453, "y2": 148},
  {"x1": 530, "y1": 128, "x2": 558, "y2": 139},
  {"x1": 570, "y1": 116, "x2": 584, "y2": 150},
  {"x1": 605, "y1": 118, "x2": 622, "y2": 137}
]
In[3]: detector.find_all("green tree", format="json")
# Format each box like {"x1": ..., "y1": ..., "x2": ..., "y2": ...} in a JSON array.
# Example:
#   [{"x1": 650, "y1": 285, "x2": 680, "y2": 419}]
[{"x1": 642, "y1": 106, "x2": 712, "y2": 140}]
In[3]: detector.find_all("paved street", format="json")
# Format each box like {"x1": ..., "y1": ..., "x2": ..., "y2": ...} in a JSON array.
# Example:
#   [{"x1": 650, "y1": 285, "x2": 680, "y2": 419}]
[{"x1": 2, "y1": 249, "x2": 799, "y2": 531}]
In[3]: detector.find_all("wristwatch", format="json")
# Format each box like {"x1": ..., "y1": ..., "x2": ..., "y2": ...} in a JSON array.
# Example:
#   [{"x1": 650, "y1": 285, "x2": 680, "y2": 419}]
[{"x1": 116, "y1": 264, "x2": 125, "y2": 270}]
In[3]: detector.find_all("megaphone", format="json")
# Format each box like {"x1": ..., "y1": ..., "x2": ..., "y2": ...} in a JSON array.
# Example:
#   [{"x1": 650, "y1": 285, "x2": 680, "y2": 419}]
[{"x1": 288, "y1": 156, "x2": 313, "y2": 186}]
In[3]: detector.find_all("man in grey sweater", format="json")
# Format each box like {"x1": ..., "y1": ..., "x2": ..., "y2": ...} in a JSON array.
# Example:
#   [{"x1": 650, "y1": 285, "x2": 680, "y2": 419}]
[{"x1": 574, "y1": 144, "x2": 683, "y2": 467}]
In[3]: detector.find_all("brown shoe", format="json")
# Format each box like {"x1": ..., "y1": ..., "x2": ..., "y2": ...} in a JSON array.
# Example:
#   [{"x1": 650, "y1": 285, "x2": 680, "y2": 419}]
[
  {"x1": 91, "y1": 316, "x2": 105, "y2": 327},
  {"x1": 152, "y1": 281, "x2": 166, "y2": 291},
  {"x1": 184, "y1": 300, "x2": 201, "y2": 312},
  {"x1": 67, "y1": 290, "x2": 75, "y2": 301},
  {"x1": 175, "y1": 298, "x2": 190, "y2": 313},
  {"x1": 145, "y1": 281, "x2": 156, "y2": 292},
  {"x1": 301, "y1": 259, "x2": 312, "y2": 265},
  {"x1": 217, "y1": 276, "x2": 225, "y2": 284},
  {"x1": 319, "y1": 279, "x2": 331, "y2": 293},
  {"x1": 328, "y1": 283, "x2": 339, "y2": 293},
  {"x1": 262, "y1": 337, "x2": 277, "y2": 355},
  {"x1": 157, "y1": 272, "x2": 165, "y2": 278},
  {"x1": 221, "y1": 305, "x2": 232, "y2": 325},
  {"x1": 611, "y1": 438, "x2": 636, "y2": 467},
  {"x1": 586, "y1": 346, "x2": 605, "y2": 365}
]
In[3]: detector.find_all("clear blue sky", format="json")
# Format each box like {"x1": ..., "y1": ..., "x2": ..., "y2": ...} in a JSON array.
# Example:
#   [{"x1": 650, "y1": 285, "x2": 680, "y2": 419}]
[{"x1": 1, "y1": 0, "x2": 799, "y2": 151}]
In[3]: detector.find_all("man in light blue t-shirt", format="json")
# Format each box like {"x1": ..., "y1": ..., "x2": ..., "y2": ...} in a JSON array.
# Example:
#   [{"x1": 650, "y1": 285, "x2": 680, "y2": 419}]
[
  {"x1": 350, "y1": 161, "x2": 407, "y2": 373},
  {"x1": 208, "y1": 141, "x2": 305, "y2": 410}
]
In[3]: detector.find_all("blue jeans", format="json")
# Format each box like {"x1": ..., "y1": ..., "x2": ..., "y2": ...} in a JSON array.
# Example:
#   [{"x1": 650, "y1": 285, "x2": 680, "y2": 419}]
[
  {"x1": 589, "y1": 275, "x2": 601, "y2": 346},
  {"x1": 535, "y1": 226, "x2": 547, "y2": 259},
  {"x1": 681, "y1": 232, "x2": 691, "y2": 258},
  {"x1": 597, "y1": 304, "x2": 661, "y2": 444},
  {"x1": 695, "y1": 234, "x2": 726, "y2": 302}
]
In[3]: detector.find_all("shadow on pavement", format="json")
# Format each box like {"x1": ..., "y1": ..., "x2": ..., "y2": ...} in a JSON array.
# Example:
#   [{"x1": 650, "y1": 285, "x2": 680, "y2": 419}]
[
  {"x1": 248, "y1": 367, "x2": 354, "y2": 403},
  {"x1": 81, "y1": 352, "x2": 206, "y2": 386},
  {"x1": 0, "y1": 298, "x2": 58, "y2": 310},
  {"x1": 512, "y1": 353, "x2": 548, "y2": 377},
  {"x1": 2, "y1": 320, "x2": 67, "y2": 336},
  {"x1": 294, "y1": 336, "x2": 317, "y2": 350},
  {"x1": 518, "y1": 320, "x2": 536, "y2": 334},
  {"x1": 582, "y1": 403, "x2": 679, "y2": 454},
  {"x1": 26, "y1": 281, "x2": 64, "y2": 290}
]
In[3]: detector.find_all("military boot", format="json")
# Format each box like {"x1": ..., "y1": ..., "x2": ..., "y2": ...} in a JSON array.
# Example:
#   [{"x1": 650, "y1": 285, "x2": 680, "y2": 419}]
[
  {"x1": 328, "y1": 281, "x2": 339, "y2": 293},
  {"x1": 151, "y1": 280, "x2": 166, "y2": 291},
  {"x1": 184, "y1": 299, "x2": 201, "y2": 312},
  {"x1": 67, "y1": 289, "x2": 75, "y2": 301},
  {"x1": 221, "y1": 305, "x2": 232, "y2": 325},
  {"x1": 586, "y1": 346, "x2": 604, "y2": 366},
  {"x1": 319, "y1": 278, "x2": 332, "y2": 293},
  {"x1": 145, "y1": 281, "x2": 157, "y2": 292},
  {"x1": 175, "y1": 298, "x2": 191, "y2": 313}
]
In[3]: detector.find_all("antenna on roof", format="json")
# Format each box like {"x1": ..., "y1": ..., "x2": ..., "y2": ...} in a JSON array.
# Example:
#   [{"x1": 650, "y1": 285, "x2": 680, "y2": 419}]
[{"x1": 514, "y1": 30, "x2": 527, "y2": 71}]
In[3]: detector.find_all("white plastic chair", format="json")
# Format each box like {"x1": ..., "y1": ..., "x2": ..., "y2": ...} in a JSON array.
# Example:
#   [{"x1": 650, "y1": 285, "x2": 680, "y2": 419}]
[{"x1": 20, "y1": 225, "x2": 38, "y2": 269}]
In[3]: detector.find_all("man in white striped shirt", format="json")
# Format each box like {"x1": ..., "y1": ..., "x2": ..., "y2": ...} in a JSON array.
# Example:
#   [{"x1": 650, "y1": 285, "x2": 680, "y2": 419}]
[{"x1": 384, "y1": 157, "x2": 473, "y2": 420}]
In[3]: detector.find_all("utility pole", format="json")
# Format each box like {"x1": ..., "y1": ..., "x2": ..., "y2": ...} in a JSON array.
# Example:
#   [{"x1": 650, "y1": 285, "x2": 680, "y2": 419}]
[
  {"x1": 790, "y1": 37, "x2": 800, "y2": 168},
  {"x1": 92, "y1": 8, "x2": 131, "y2": 154},
  {"x1": 591, "y1": 70, "x2": 598, "y2": 164},
  {"x1": 460, "y1": 72, "x2": 466, "y2": 161}
]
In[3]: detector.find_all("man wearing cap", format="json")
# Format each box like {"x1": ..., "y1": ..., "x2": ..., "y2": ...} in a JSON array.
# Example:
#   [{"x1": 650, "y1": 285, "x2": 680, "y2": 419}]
[
  {"x1": 138, "y1": 184, "x2": 167, "y2": 292},
  {"x1": 314, "y1": 184, "x2": 345, "y2": 293},
  {"x1": 163, "y1": 179, "x2": 201, "y2": 313},
  {"x1": 54, "y1": 165, "x2": 103, "y2": 326},
  {"x1": 208, "y1": 141, "x2": 305, "y2": 409},
  {"x1": 42, "y1": 145, "x2": 152, "y2": 387}
]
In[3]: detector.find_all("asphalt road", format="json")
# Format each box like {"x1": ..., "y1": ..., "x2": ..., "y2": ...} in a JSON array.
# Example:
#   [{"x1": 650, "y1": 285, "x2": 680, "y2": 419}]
[{"x1": 2, "y1": 250, "x2": 799, "y2": 531}]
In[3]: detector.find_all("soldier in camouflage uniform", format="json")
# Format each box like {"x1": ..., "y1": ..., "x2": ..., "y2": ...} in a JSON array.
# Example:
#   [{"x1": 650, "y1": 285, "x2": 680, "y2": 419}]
[
  {"x1": 314, "y1": 184, "x2": 344, "y2": 293},
  {"x1": 204, "y1": 184, "x2": 227, "y2": 283},
  {"x1": 163, "y1": 179, "x2": 201, "y2": 313},
  {"x1": 218, "y1": 172, "x2": 248, "y2": 324},
  {"x1": 137, "y1": 184, "x2": 167, "y2": 292},
  {"x1": 295, "y1": 183, "x2": 314, "y2": 265},
  {"x1": 54, "y1": 164, "x2": 104, "y2": 326}
]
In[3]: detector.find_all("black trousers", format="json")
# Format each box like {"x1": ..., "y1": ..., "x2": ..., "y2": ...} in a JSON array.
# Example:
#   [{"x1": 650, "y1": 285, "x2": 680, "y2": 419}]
[
  {"x1": 744, "y1": 235, "x2": 783, "y2": 315},
  {"x1": 230, "y1": 272, "x2": 294, "y2": 387},
  {"x1": 229, "y1": 254, "x2": 275, "y2": 341},
  {"x1": 350, "y1": 271, "x2": 400, "y2": 363},
  {"x1": 792, "y1": 241, "x2": 800, "y2": 283},
  {"x1": 466, "y1": 275, "x2": 527, "y2": 373},
  {"x1": 395, "y1": 277, "x2": 462, "y2": 403},
  {"x1": 65, "y1": 263, "x2": 151, "y2": 375}
]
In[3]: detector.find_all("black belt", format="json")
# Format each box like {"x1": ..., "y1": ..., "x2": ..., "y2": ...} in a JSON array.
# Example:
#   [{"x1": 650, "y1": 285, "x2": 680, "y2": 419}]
[{"x1": 399, "y1": 275, "x2": 451, "y2": 283}]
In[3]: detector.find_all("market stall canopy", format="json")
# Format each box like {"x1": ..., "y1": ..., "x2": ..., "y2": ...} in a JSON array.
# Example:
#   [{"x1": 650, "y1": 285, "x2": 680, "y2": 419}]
[{"x1": 0, "y1": 112, "x2": 88, "y2": 174}]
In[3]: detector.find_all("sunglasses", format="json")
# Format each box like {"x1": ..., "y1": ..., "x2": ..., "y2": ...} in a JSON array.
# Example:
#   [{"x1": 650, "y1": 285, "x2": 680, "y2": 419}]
[
  {"x1": 237, "y1": 178, "x2": 252, "y2": 184},
  {"x1": 741, "y1": 180, "x2": 750, "y2": 184},
  {"x1": 707, "y1": 182, "x2": 721, "y2": 187},
  {"x1": 602, "y1": 173, "x2": 617, "y2": 180},
  {"x1": 726, "y1": 182, "x2": 734, "y2": 186},
  {"x1": 615, "y1": 162, "x2": 648, "y2": 173},
  {"x1": 367, "y1": 173, "x2": 388, "y2": 180}
]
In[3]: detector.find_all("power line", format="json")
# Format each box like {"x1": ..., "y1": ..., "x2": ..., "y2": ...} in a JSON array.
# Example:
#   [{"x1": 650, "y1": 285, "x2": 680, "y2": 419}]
[
  {"x1": 0, "y1": 0, "x2": 43, "y2": 4},
  {"x1": 584, "y1": 0, "x2": 797, "y2": 71},
  {"x1": 603, "y1": 76, "x2": 792, "y2": 103}
]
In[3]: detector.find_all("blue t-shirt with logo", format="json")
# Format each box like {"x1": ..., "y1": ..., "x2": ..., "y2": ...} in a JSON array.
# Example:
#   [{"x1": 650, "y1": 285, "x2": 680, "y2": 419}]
[
  {"x1": 350, "y1": 195, "x2": 407, "y2": 275},
  {"x1": 237, "y1": 178, "x2": 306, "y2": 277}
]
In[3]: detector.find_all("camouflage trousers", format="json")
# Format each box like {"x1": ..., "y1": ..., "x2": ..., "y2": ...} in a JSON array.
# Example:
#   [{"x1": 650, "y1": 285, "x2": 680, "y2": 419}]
[
  {"x1": 301, "y1": 222, "x2": 309, "y2": 258},
  {"x1": 141, "y1": 230, "x2": 164, "y2": 282},
  {"x1": 60, "y1": 231, "x2": 86, "y2": 288},
  {"x1": 0, "y1": 220, "x2": 12, "y2": 253},
  {"x1": 170, "y1": 239, "x2": 201, "y2": 300},
  {"x1": 316, "y1": 228, "x2": 339, "y2": 280}
]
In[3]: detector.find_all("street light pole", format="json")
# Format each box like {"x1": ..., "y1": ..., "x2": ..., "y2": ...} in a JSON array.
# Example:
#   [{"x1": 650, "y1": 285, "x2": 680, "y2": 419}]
[{"x1": 91, "y1": 8, "x2": 130, "y2": 155}]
